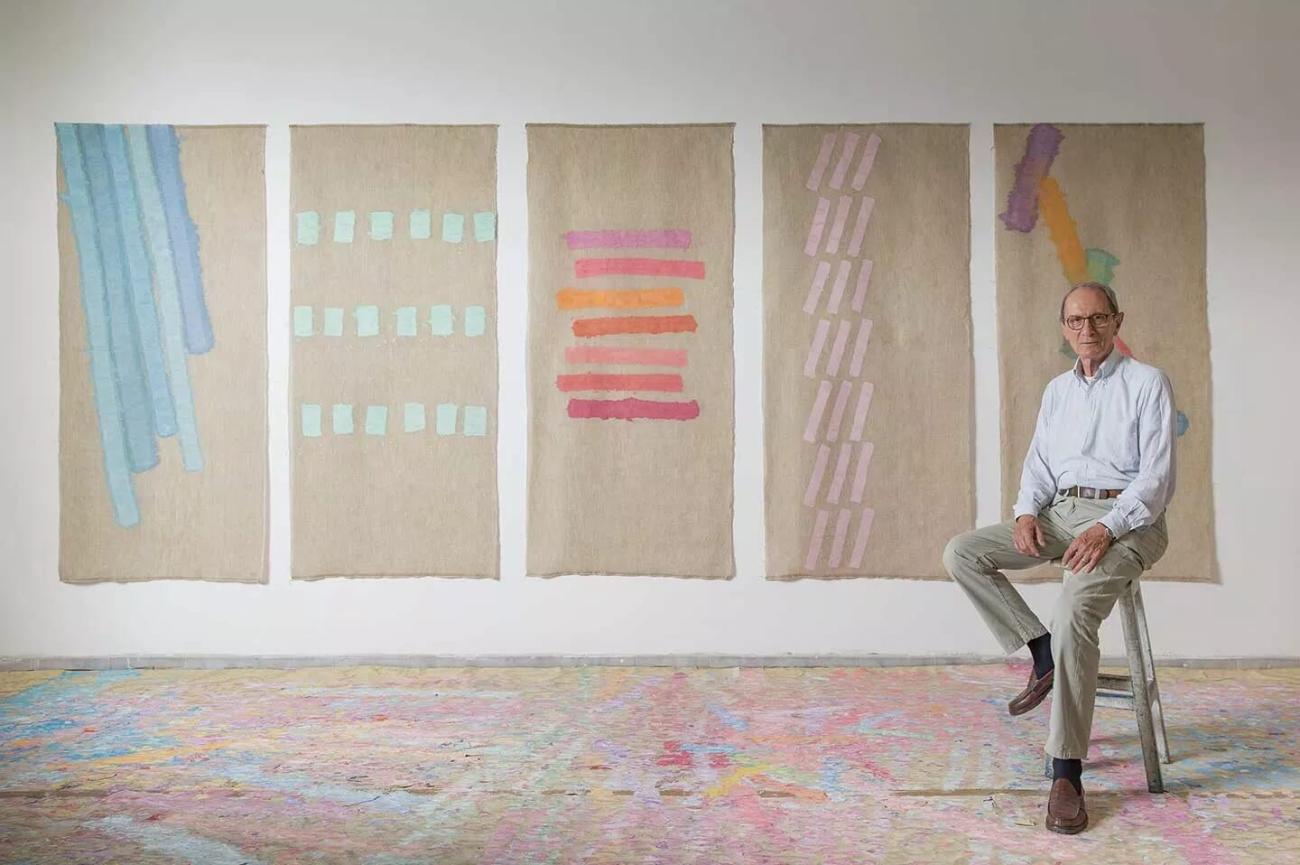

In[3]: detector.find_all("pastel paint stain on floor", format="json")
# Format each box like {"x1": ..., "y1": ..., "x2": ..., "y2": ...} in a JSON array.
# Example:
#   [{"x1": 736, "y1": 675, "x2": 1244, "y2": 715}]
[{"x1": 1, "y1": 666, "x2": 1297, "y2": 864}]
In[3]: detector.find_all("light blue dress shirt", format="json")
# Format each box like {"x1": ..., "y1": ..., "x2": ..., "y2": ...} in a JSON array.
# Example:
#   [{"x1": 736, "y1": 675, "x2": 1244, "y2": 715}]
[{"x1": 1013, "y1": 349, "x2": 1177, "y2": 538}]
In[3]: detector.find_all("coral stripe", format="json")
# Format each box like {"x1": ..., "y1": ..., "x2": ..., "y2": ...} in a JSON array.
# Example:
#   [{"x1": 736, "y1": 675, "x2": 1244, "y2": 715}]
[
  {"x1": 572, "y1": 315, "x2": 697, "y2": 337},
  {"x1": 556, "y1": 373, "x2": 683, "y2": 392},
  {"x1": 556, "y1": 288, "x2": 684, "y2": 310},
  {"x1": 568, "y1": 398, "x2": 700, "y2": 421}
]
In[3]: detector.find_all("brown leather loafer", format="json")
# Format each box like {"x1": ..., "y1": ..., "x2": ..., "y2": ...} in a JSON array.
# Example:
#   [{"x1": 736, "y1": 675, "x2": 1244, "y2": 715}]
[
  {"x1": 1008, "y1": 667, "x2": 1054, "y2": 716},
  {"x1": 1046, "y1": 777, "x2": 1088, "y2": 834}
]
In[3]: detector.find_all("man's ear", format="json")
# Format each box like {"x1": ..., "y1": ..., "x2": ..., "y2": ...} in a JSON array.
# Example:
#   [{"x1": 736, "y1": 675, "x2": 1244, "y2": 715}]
[{"x1": 1114, "y1": 311, "x2": 1124, "y2": 332}]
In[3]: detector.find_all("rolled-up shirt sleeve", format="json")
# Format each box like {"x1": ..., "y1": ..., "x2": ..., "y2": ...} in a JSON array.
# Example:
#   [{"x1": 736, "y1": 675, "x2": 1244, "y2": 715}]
[
  {"x1": 1014, "y1": 383, "x2": 1058, "y2": 520},
  {"x1": 1099, "y1": 372, "x2": 1177, "y2": 537}
]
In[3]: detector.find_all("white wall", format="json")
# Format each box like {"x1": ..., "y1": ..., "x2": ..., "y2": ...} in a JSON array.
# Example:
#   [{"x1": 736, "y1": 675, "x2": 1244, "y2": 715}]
[{"x1": 2, "y1": 0, "x2": 1297, "y2": 660}]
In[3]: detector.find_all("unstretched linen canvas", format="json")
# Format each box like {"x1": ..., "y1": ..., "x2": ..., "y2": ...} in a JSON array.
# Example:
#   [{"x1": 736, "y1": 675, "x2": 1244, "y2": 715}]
[
  {"x1": 291, "y1": 125, "x2": 498, "y2": 578},
  {"x1": 527, "y1": 125, "x2": 735, "y2": 578},
  {"x1": 57, "y1": 124, "x2": 267, "y2": 582},
  {"x1": 764, "y1": 125, "x2": 973, "y2": 579},
  {"x1": 995, "y1": 123, "x2": 1214, "y2": 582}
]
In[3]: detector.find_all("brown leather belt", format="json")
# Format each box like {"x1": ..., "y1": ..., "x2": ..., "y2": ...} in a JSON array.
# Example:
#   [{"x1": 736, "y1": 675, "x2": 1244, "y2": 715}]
[{"x1": 1061, "y1": 485, "x2": 1124, "y2": 500}]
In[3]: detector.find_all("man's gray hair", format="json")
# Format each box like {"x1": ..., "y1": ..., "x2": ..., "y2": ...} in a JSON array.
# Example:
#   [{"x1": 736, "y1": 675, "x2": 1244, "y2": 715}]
[{"x1": 1059, "y1": 282, "x2": 1120, "y2": 322}]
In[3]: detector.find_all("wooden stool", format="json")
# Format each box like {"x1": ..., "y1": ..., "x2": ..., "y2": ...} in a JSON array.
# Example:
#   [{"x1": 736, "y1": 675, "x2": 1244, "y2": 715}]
[{"x1": 1043, "y1": 579, "x2": 1172, "y2": 793}]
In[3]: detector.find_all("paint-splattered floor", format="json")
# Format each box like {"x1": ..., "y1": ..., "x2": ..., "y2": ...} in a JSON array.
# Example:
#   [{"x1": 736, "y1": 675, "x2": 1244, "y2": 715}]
[{"x1": 1, "y1": 665, "x2": 1297, "y2": 864}]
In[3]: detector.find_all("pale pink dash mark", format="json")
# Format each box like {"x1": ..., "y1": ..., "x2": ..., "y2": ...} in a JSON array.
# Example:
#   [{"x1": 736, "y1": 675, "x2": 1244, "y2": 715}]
[
  {"x1": 850, "y1": 441, "x2": 875, "y2": 503},
  {"x1": 828, "y1": 133, "x2": 860, "y2": 191},
  {"x1": 826, "y1": 443, "x2": 854, "y2": 504},
  {"x1": 825, "y1": 195, "x2": 852, "y2": 255},
  {"x1": 802, "y1": 261, "x2": 832, "y2": 315},
  {"x1": 849, "y1": 319, "x2": 873, "y2": 377},
  {"x1": 804, "y1": 197, "x2": 831, "y2": 257},
  {"x1": 851, "y1": 133, "x2": 882, "y2": 192},
  {"x1": 803, "y1": 444, "x2": 832, "y2": 507},
  {"x1": 806, "y1": 133, "x2": 836, "y2": 191},
  {"x1": 826, "y1": 261, "x2": 851, "y2": 315},
  {"x1": 564, "y1": 229, "x2": 692, "y2": 250},
  {"x1": 802, "y1": 380, "x2": 833, "y2": 443},
  {"x1": 850, "y1": 260, "x2": 874, "y2": 312},
  {"x1": 825, "y1": 320, "x2": 852, "y2": 377},
  {"x1": 849, "y1": 507, "x2": 876, "y2": 567},
  {"x1": 829, "y1": 508, "x2": 853, "y2": 567},
  {"x1": 825, "y1": 381, "x2": 854, "y2": 442},
  {"x1": 849, "y1": 382, "x2": 875, "y2": 441},
  {"x1": 847, "y1": 197, "x2": 875, "y2": 257},
  {"x1": 804, "y1": 508, "x2": 831, "y2": 571},
  {"x1": 804, "y1": 319, "x2": 831, "y2": 378}
]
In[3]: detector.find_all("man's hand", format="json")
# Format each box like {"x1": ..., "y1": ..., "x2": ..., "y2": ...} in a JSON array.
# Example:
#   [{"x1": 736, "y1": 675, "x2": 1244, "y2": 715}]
[
  {"x1": 1062, "y1": 523, "x2": 1113, "y2": 574},
  {"x1": 1013, "y1": 515, "x2": 1046, "y2": 557}
]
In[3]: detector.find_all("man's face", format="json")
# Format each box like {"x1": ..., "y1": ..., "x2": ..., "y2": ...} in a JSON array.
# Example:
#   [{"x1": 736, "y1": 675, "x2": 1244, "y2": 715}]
[{"x1": 1061, "y1": 287, "x2": 1123, "y2": 365}]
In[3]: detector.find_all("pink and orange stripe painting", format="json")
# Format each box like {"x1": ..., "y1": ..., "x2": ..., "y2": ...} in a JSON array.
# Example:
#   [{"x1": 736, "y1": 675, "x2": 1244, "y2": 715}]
[{"x1": 556, "y1": 228, "x2": 703, "y2": 422}]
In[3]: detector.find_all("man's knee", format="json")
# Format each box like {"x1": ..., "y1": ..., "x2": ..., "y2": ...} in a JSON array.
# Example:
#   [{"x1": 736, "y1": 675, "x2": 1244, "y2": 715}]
[
  {"x1": 942, "y1": 532, "x2": 977, "y2": 578},
  {"x1": 1051, "y1": 578, "x2": 1119, "y2": 654}
]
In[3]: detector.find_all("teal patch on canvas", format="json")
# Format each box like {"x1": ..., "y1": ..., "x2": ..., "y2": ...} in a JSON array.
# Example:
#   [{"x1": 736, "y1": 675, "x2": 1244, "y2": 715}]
[
  {"x1": 355, "y1": 305, "x2": 381, "y2": 337},
  {"x1": 435, "y1": 403, "x2": 458, "y2": 436},
  {"x1": 410, "y1": 209, "x2": 432, "y2": 240},
  {"x1": 323, "y1": 307, "x2": 345, "y2": 337},
  {"x1": 463, "y1": 405, "x2": 488, "y2": 437},
  {"x1": 332, "y1": 403, "x2": 354, "y2": 435},
  {"x1": 333, "y1": 210, "x2": 356, "y2": 243},
  {"x1": 404, "y1": 402, "x2": 426, "y2": 433},
  {"x1": 442, "y1": 212, "x2": 465, "y2": 243},
  {"x1": 293, "y1": 305, "x2": 314, "y2": 337},
  {"x1": 464, "y1": 305, "x2": 487, "y2": 337},
  {"x1": 301, "y1": 404, "x2": 322, "y2": 437},
  {"x1": 365, "y1": 405, "x2": 389, "y2": 436},
  {"x1": 429, "y1": 304, "x2": 454, "y2": 336},
  {"x1": 369, "y1": 211, "x2": 395, "y2": 241},
  {"x1": 296, "y1": 211, "x2": 320, "y2": 245},
  {"x1": 395, "y1": 306, "x2": 418, "y2": 337},
  {"x1": 473, "y1": 211, "x2": 497, "y2": 242}
]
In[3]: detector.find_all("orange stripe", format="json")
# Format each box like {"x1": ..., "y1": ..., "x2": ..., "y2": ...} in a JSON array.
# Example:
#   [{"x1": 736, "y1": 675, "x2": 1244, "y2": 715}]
[
  {"x1": 556, "y1": 287, "x2": 684, "y2": 310},
  {"x1": 1037, "y1": 176, "x2": 1089, "y2": 284},
  {"x1": 555, "y1": 373, "x2": 684, "y2": 392},
  {"x1": 572, "y1": 315, "x2": 697, "y2": 337}
]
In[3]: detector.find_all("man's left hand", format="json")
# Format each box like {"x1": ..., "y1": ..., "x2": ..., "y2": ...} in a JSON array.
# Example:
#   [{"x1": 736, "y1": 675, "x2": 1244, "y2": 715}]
[{"x1": 1061, "y1": 524, "x2": 1113, "y2": 574}]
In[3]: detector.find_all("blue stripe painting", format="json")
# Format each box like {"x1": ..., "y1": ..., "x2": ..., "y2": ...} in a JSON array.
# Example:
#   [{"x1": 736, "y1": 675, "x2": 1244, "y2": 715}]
[{"x1": 58, "y1": 123, "x2": 213, "y2": 527}]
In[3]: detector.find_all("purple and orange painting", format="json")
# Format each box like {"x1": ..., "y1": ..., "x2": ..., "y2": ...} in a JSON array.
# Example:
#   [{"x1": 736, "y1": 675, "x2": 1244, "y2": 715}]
[
  {"x1": 554, "y1": 229, "x2": 703, "y2": 422},
  {"x1": 56, "y1": 124, "x2": 212, "y2": 528}
]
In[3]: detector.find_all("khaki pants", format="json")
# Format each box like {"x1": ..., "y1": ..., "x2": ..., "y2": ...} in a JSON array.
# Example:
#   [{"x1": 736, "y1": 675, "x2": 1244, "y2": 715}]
[{"x1": 942, "y1": 494, "x2": 1168, "y2": 759}]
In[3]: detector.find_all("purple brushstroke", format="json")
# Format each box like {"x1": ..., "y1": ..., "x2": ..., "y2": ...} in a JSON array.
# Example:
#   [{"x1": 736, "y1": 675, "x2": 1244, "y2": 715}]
[{"x1": 999, "y1": 123, "x2": 1064, "y2": 233}]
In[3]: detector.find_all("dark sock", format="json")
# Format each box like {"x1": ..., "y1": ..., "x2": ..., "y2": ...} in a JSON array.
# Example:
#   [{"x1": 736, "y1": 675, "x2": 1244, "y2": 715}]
[
  {"x1": 1027, "y1": 633, "x2": 1054, "y2": 679},
  {"x1": 1052, "y1": 758, "x2": 1083, "y2": 794}
]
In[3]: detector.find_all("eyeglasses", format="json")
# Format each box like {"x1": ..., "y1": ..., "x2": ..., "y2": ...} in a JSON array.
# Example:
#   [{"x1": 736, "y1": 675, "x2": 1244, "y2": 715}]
[{"x1": 1063, "y1": 313, "x2": 1119, "y2": 331}]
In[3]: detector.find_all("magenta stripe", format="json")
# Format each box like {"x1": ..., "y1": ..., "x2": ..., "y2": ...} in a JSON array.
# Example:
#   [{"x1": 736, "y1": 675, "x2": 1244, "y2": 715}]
[
  {"x1": 803, "y1": 444, "x2": 832, "y2": 507},
  {"x1": 850, "y1": 382, "x2": 875, "y2": 441},
  {"x1": 802, "y1": 380, "x2": 833, "y2": 443},
  {"x1": 825, "y1": 380, "x2": 853, "y2": 442},
  {"x1": 851, "y1": 133, "x2": 882, "y2": 192},
  {"x1": 826, "y1": 261, "x2": 851, "y2": 315},
  {"x1": 825, "y1": 195, "x2": 852, "y2": 255},
  {"x1": 804, "y1": 319, "x2": 831, "y2": 378},
  {"x1": 565, "y1": 346, "x2": 688, "y2": 367},
  {"x1": 804, "y1": 197, "x2": 830, "y2": 257},
  {"x1": 829, "y1": 508, "x2": 853, "y2": 568},
  {"x1": 849, "y1": 507, "x2": 876, "y2": 568},
  {"x1": 829, "y1": 132, "x2": 860, "y2": 191},
  {"x1": 802, "y1": 261, "x2": 832, "y2": 315},
  {"x1": 849, "y1": 318, "x2": 873, "y2": 377},
  {"x1": 806, "y1": 133, "x2": 836, "y2": 191},
  {"x1": 804, "y1": 509, "x2": 831, "y2": 571},
  {"x1": 825, "y1": 320, "x2": 851, "y2": 377},
  {"x1": 564, "y1": 229, "x2": 691, "y2": 250},
  {"x1": 847, "y1": 196, "x2": 875, "y2": 257},
  {"x1": 827, "y1": 443, "x2": 853, "y2": 504},
  {"x1": 850, "y1": 260, "x2": 874, "y2": 313},
  {"x1": 850, "y1": 441, "x2": 875, "y2": 504}
]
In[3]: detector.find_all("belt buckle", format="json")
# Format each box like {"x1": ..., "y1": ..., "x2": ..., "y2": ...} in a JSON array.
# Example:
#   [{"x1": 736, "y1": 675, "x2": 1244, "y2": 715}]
[{"x1": 1081, "y1": 487, "x2": 1095, "y2": 499}]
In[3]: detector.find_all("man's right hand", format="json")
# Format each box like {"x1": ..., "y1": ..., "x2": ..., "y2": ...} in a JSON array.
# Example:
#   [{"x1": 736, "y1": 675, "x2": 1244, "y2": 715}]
[{"x1": 1013, "y1": 515, "x2": 1046, "y2": 557}]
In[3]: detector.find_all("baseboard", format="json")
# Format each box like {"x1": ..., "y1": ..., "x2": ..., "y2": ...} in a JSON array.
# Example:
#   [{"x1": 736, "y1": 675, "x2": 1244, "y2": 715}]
[{"x1": 2, "y1": 654, "x2": 1297, "y2": 672}]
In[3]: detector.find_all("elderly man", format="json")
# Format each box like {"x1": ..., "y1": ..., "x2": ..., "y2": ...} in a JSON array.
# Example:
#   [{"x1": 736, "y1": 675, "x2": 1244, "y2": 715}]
[{"x1": 943, "y1": 282, "x2": 1176, "y2": 834}]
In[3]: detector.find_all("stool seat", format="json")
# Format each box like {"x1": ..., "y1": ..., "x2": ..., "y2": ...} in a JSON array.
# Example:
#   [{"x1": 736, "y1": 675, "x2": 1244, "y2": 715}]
[{"x1": 1043, "y1": 577, "x2": 1171, "y2": 793}]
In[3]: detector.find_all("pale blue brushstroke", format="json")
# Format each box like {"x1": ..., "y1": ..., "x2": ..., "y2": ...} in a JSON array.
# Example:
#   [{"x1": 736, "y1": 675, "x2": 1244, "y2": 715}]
[
  {"x1": 333, "y1": 210, "x2": 355, "y2": 243},
  {"x1": 435, "y1": 403, "x2": 457, "y2": 436},
  {"x1": 409, "y1": 209, "x2": 431, "y2": 239},
  {"x1": 403, "y1": 402, "x2": 426, "y2": 432},
  {"x1": 441, "y1": 212, "x2": 464, "y2": 243},
  {"x1": 56, "y1": 125, "x2": 139, "y2": 526},
  {"x1": 355, "y1": 304, "x2": 380, "y2": 337},
  {"x1": 92, "y1": 816, "x2": 266, "y2": 865},
  {"x1": 369, "y1": 211, "x2": 394, "y2": 240},
  {"x1": 322, "y1": 306, "x2": 344, "y2": 336},
  {"x1": 365, "y1": 405, "x2": 388, "y2": 436},
  {"x1": 472, "y1": 211, "x2": 496, "y2": 242},
  {"x1": 301, "y1": 404, "x2": 322, "y2": 437},
  {"x1": 102, "y1": 124, "x2": 176, "y2": 437},
  {"x1": 394, "y1": 306, "x2": 417, "y2": 337},
  {"x1": 146, "y1": 125, "x2": 213, "y2": 354},
  {"x1": 429, "y1": 304, "x2": 454, "y2": 336},
  {"x1": 125, "y1": 125, "x2": 204, "y2": 471},
  {"x1": 707, "y1": 704, "x2": 748, "y2": 731},
  {"x1": 1176, "y1": 410, "x2": 1190, "y2": 437},
  {"x1": 463, "y1": 405, "x2": 487, "y2": 437},
  {"x1": 332, "y1": 404, "x2": 354, "y2": 435},
  {"x1": 296, "y1": 210, "x2": 320, "y2": 245},
  {"x1": 79, "y1": 124, "x2": 158, "y2": 474},
  {"x1": 292, "y1": 305, "x2": 314, "y2": 337},
  {"x1": 463, "y1": 305, "x2": 486, "y2": 337}
]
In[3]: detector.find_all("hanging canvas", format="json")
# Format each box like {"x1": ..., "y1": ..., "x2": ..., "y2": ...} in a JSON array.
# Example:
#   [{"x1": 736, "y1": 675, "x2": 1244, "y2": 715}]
[
  {"x1": 995, "y1": 123, "x2": 1214, "y2": 582},
  {"x1": 764, "y1": 124, "x2": 973, "y2": 579},
  {"x1": 57, "y1": 124, "x2": 267, "y2": 582},
  {"x1": 527, "y1": 124, "x2": 735, "y2": 578},
  {"x1": 291, "y1": 125, "x2": 498, "y2": 578}
]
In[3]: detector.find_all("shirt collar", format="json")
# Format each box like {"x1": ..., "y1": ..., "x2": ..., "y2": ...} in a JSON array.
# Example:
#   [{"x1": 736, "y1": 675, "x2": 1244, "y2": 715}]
[{"x1": 1072, "y1": 347, "x2": 1124, "y2": 382}]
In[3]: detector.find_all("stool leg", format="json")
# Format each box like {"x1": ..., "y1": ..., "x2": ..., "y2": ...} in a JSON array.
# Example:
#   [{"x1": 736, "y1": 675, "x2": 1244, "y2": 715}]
[
  {"x1": 1132, "y1": 583, "x2": 1171, "y2": 764},
  {"x1": 1120, "y1": 583, "x2": 1164, "y2": 793}
]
